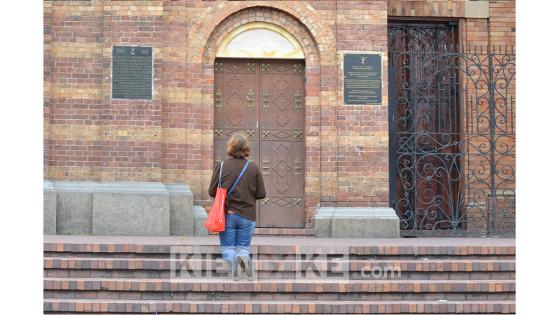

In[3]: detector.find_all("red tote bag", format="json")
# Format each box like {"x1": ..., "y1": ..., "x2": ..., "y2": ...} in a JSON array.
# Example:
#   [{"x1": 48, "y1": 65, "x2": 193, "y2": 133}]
[
  {"x1": 204, "y1": 186, "x2": 227, "y2": 233},
  {"x1": 205, "y1": 161, "x2": 227, "y2": 233},
  {"x1": 204, "y1": 160, "x2": 251, "y2": 233}
]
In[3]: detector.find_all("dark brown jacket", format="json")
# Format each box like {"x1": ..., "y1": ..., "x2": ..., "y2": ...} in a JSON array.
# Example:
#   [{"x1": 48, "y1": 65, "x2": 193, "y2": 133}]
[{"x1": 208, "y1": 157, "x2": 266, "y2": 221}]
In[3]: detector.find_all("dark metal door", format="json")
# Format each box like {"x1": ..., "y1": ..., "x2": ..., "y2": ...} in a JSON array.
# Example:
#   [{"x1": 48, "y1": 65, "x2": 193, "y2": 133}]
[
  {"x1": 388, "y1": 22, "x2": 461, "y2": 233},
  {"x1": 388, "y1": 22, "x2": 516, "y2": 236},
  {"x1": 214, "y1": 59, "x2": 305, "y2": 228}
]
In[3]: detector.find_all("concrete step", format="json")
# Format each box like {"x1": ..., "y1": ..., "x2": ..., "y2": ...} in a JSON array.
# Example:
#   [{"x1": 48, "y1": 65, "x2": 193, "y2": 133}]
[
  {"x1": 253, "y1": 227, "x2": 316, "y2": 236},
  {"x1": 43, "y1": 299, "x2": 516, "y2": 313},
  {"x1": 44, "y1": 257, "x2": 515, "y2": 280},
  {"x1": 44, "y1": 278, "x2": 515, "y2": 301},
  {"x1": 44, "y1": 257, "x2": 516, "y2": 272},
  {"x1": 43, "y1": 236, "x2": 516, "y2": 314},
  {"x1": 44, "y1": 242, "x2": 516, "y2": 261}
]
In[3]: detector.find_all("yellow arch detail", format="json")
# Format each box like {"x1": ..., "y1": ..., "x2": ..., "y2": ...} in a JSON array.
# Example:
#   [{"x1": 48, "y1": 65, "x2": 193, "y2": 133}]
[{"x1": 216, "y1": 22, "x2": 305, "y2": 59}]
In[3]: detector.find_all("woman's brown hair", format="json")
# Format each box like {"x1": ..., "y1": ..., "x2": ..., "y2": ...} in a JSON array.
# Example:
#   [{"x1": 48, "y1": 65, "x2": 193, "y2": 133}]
[{"x1": 227, "y1": 132, "x2": 250, "y2": 158}]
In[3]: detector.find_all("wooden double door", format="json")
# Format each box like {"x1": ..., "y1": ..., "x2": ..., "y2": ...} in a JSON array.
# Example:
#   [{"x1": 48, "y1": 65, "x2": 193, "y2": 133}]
[{"x1": 213, "y1": 59, "x2": 305, "y2": 228}]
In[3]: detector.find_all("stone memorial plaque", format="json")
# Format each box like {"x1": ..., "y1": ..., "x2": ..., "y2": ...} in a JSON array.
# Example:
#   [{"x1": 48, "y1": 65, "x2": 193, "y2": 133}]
[
  {"x1": 343, "y1": 53, "x2": 382, "y2": 105},
  {"x1": 112, "y1": 46, "x2": 152, "y2": 99}
]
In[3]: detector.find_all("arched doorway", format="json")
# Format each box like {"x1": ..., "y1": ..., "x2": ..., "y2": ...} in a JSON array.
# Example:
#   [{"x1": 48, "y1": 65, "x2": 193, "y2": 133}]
[{"x1": 213, "y1": 22, "x2": 305, "y2": 228}]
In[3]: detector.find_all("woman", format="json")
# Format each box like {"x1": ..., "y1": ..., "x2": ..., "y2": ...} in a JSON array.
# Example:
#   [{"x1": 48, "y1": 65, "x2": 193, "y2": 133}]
[{"x1": 208, "y1": 132, "x2": 266, "y2": 280}]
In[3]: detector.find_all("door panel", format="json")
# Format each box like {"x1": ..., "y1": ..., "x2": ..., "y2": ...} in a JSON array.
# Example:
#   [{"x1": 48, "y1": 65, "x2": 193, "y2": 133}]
[
  {"x1": 214, "y1": 59, "x2": 305, "y2": 228},
  {"x1": 213, "y1": 60, "x2": 260, "y2": 167}
]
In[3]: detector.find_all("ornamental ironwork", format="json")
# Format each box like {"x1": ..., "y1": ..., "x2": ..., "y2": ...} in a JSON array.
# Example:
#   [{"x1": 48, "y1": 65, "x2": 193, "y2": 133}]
[{"x1": 388, "y1": 22, "x2": 515, "y2": 237}]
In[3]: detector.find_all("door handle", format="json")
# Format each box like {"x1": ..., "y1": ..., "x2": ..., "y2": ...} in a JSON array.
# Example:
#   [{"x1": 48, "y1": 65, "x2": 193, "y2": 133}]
[{"x1": 256, "y1": 120, "x2": 259, "y2": 129}]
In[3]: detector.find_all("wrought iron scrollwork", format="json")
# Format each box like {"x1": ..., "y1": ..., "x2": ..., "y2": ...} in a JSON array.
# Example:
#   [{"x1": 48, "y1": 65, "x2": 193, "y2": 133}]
[{"x1": 389, "y1": 22, "x2": 515, "y2": 237}]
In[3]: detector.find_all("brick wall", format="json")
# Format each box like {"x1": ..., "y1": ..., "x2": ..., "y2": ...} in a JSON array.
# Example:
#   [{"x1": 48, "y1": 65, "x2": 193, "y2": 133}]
[
  {"x1": 388, "y1": 0, "x2": 465, "y2": 17},
  {"x1": 489, "y1": 0, "x2": 515, "y2": 48},
  {"x1": 46, "y1": 1, "x2": 104, "y2": 180},
  {"x1": 334, "y1": 0, "x2": 389, "y2": 207},
  {"x1": 44, "y1": 0, "x2": 515, "y2": 228}
]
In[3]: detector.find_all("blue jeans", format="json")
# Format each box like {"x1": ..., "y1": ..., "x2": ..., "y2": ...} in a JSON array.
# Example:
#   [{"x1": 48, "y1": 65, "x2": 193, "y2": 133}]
[{"x1": 219, "y1": 213, "x2": 256, "y2": 264}]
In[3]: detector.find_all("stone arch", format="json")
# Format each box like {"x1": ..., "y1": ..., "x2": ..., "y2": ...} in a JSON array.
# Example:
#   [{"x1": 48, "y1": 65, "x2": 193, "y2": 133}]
[
  {"x1": 193, "y1": 5, "x2": 330, "y2": 228},
  {"x1": 202, "y1": 7, "x2": 321, "y2": 65},
  {"x1": 186, "y1": 2, "x2": 336, "y2": 64}
]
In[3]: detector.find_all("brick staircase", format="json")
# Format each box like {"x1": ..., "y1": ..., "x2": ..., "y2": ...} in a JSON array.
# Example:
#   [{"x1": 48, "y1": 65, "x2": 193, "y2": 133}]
[{"x1": 44, "y1": 236, "x2": 515, "y2": 314}]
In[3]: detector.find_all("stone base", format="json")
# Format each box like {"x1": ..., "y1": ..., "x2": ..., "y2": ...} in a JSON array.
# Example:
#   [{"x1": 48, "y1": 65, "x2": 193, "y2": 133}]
[
  {"x1": 54, "y1": 181, "x2": 96, "y2": 235},
  {"x1": 92, "y1": 182, "x2": 170, "y2": 236},
  {"x1": 166, "y1": 184, "x2": 194, "y2": 236},
  {"x1": 193, "y1": 206, "x2": 210, "y2": 236},
  {"x1": 315, "y1": 207, "x2": 400, "y2": 238},
  {"x1": 44, "y1": 180, "x2": 57, "y2": 235},
  {"x1": 44, "y1": 181, "x2": 197, "y2": 236}
]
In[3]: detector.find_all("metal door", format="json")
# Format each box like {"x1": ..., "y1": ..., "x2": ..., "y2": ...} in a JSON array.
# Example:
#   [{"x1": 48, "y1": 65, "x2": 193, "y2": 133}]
[
  {"x1": 388, "y1": 21, "x2": 516, "y2": 236},
  {"x1": 214, "y1": 59, "x2": 305, "y2": 228},
  {"x1": 389, "y1": 21, "x2": 462, "y2": 233}
]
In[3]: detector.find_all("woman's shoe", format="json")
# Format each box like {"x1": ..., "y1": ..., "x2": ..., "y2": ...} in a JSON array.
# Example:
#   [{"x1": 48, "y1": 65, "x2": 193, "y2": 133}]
[
  {"x1": 232, "y1": 256, "x2": 240, "y2": 281},
  {"x1": 239, "y1": 255, "x2": 254, "y2": 280}
]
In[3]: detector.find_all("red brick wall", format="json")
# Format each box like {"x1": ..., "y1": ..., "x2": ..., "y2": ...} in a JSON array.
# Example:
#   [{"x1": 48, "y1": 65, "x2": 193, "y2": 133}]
[
  {"x1": 46, "y1": 1, "x2": 104, "y2": 180},
  {"x1": 489, "y1": 0, "x2": 515, "y2": 48},
  {"x1": 334, "y1": 0, "x2": 389, "y2": 207}
]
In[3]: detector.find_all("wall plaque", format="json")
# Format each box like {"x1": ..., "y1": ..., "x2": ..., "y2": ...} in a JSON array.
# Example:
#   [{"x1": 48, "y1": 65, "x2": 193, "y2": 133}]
[
  {"x1": 343, "y1": 53, "x2": 382, "y2": 105},
  {"x1": 112, "y1": 46, "x2": 152, "y2": 100}
]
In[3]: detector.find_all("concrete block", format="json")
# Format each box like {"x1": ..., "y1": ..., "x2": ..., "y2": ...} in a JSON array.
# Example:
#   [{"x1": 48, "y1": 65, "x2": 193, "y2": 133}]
[
  {"x1": 53, "y1": 181, "x2": 96, "y2": 235},
  {"x1": 44, "y1": 180, "x2": 57, "y2": 235},
  {"x1": 314, "y1": 207, "x2": 336, "y2": 238},
  {"x1": 315, "y1": 207, "x2": 400, "y2": 238},
  {"x1": 166, "y1": 184, "x2": 194, "y2": 236},
  {"x1": 92, "y1": 182, "x2": 170, "y2": 236},
  {"x1": 465, "y1": 0, "x2": 489, "y2": 19},
  {"x1": 193, "y1": 205, "x2": 210, "y2": 236}
]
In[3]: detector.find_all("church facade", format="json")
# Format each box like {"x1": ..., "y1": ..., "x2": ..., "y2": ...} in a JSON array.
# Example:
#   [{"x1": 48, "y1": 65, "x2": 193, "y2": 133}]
[{"x1": 43, "y1": 0, "x2": 515, "y2": 237}]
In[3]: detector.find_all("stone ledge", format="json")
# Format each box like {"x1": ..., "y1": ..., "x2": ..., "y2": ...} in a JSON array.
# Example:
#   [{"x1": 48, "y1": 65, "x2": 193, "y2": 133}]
[
  {"x1": 53, "y1": 181, "x2": 97, "y2": 235},
  {"x1": 44, "y1": 181, "x2": 197, "y2": 236},
  {"x1": 193, "y1": 205, "x2": 210, "y2": 236},
  {"x1": 166, "y1": 183, "x2": 193, "y2": 236},
  {"x1": 44, "y1": 180, "x2": 57, "y2": 235},
  {"x1": 465, "y1": 0, "x2": 490, "y2": 19},
  {"x1": 92, "y1": 182, "x2": 170, "y2": 236},
  {"x1": 94, "y1": 182, "x2": 168, "y2": 193},
  {"x1": 315, "y1": 207, "x2": 400, "y2": 238}
]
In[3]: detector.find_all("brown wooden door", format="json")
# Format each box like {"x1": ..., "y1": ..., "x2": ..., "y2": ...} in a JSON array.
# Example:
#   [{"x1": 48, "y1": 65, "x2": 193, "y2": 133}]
[{"x1": 214, "y1": 59, "x2": 305, "y2": 228}]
